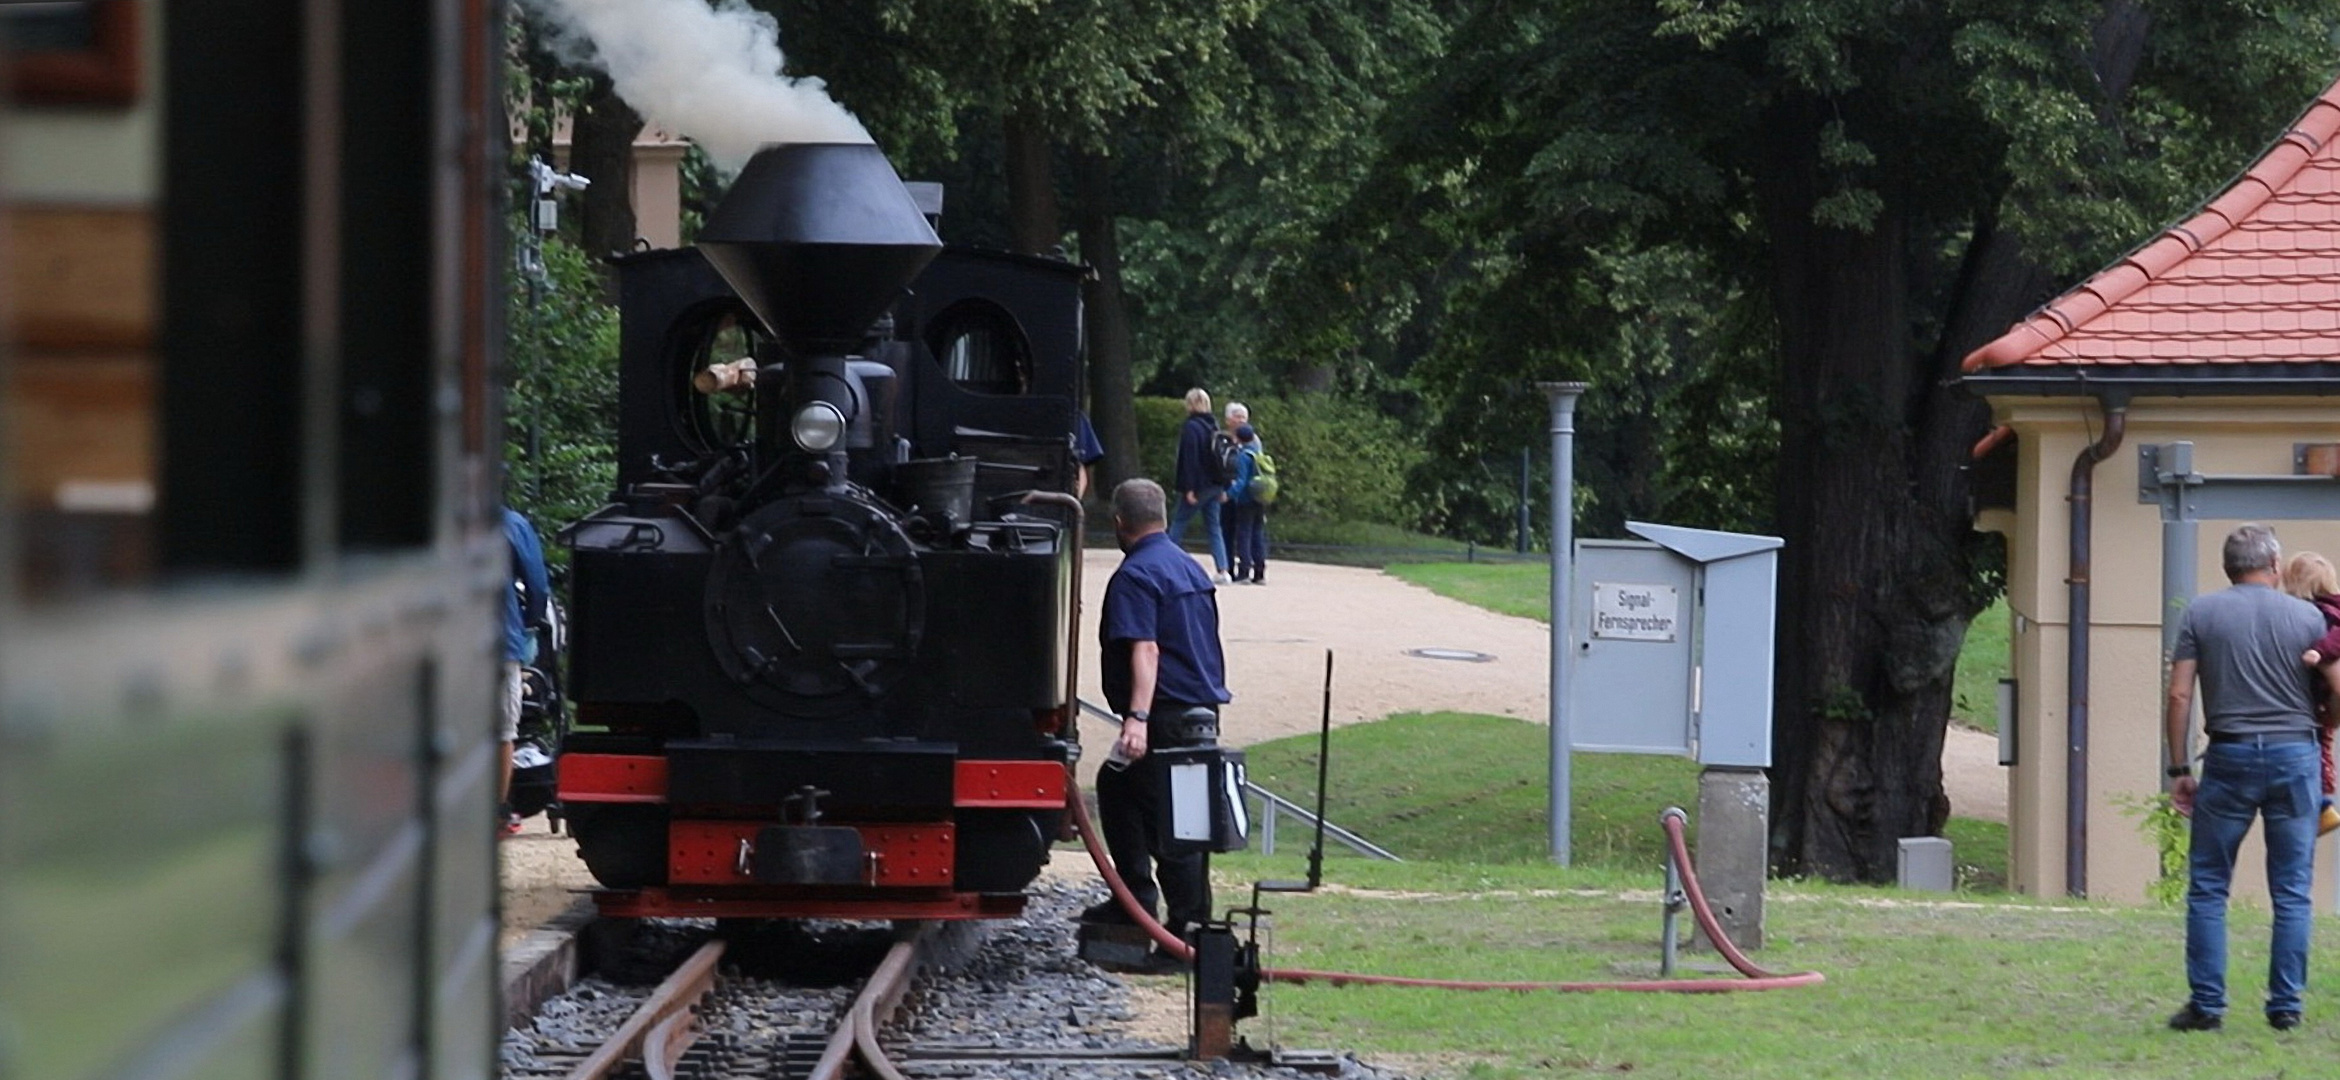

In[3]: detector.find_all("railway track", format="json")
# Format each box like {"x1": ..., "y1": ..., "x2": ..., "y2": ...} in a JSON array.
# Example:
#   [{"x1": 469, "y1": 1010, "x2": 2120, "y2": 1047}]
[
  {"x1": 525, "y1": 922, "x2": 929, "y2": 1080},
  {"x1": 504, "y1": 884, "x2": 1396, "y2": 1080}
]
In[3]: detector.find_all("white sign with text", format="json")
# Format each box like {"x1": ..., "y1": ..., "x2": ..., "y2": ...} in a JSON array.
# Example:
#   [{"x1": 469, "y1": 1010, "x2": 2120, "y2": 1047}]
[{"x1": 1590, "y1": 582, "x2": 1678, "y2": 642}]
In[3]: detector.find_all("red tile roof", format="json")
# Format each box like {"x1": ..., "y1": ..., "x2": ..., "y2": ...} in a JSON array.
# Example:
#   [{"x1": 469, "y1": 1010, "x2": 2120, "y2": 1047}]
[{"x1": 1962, "y1": 79, "x2": 2340, "y2": 372}]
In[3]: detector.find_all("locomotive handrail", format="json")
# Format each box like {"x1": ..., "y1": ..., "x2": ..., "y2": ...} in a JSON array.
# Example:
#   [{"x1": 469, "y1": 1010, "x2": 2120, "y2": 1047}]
[{"x1": 1021, "y1": 490, "x2": 1087, "y2": 741}]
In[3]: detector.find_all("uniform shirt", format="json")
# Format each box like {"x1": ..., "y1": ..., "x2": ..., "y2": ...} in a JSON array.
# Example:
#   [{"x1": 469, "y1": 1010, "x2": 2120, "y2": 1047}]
[
  {"x1": 2173, "y1": 582, "x2": 2324, "y2": 735},
  {"x1": 1100, "y1": 531, "x2": 1231, "y2": 714},
  {"x1": 503, "y1": 508, "x2": 552, "y2": 664}
]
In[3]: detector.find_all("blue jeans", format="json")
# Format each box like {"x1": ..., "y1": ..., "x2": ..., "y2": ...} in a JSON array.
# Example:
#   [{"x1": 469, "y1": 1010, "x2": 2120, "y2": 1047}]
[
  {"x1": 1167, "y1": 488, "x2": 1227, "y2": 573},
  {"x1": 2185, "y1": 737, "x2": 2318, "y2": 1017}
]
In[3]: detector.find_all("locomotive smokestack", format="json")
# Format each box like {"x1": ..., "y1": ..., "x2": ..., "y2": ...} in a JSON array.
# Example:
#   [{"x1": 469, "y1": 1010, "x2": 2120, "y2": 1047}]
[{"x1": 696, "y1": 143, "x2": 942, "y2": 354}]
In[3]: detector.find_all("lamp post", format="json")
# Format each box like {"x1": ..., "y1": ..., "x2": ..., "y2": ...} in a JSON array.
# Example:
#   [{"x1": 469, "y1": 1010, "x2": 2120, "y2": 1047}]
[{"x1": 1541, "y1": 381, "x2": 1587, "y2": 865}]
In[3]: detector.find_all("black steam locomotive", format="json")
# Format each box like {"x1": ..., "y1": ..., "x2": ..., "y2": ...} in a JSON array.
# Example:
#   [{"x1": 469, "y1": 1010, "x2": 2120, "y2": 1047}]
[{"x1": 555, "y1": 143, "x2": 1087, "y2": 921}]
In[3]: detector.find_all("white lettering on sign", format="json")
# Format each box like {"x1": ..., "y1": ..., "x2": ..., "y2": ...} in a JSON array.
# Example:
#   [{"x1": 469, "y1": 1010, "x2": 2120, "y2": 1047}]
[{"x1": 1591, "y1": 582, "x2": 1678, "y2": 642}]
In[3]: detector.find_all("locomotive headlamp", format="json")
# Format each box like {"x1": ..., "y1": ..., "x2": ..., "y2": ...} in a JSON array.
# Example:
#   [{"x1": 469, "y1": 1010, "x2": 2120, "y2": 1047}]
[{"x1": 791, "y1": 402, "x2": 847, "y2": 451}]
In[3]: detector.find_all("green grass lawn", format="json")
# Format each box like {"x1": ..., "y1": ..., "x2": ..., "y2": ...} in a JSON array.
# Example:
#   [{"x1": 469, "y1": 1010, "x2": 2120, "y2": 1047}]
[
  {"x1": 1242, "y1": 712, "x2": 2008, "y2": 886},
  {"x1": 1384, "y1": 561, "x2": 1553, "y2": 620},
  {"x1": 1952, "y1": 596, "x2": 2012, "y2": 734},
  {"x1": 1213, "y1": 853, "x2": 2332, "y2": 1079},
  {"x1": 1213, "y1": 713, "x2": 2313, "y2": 1079}
]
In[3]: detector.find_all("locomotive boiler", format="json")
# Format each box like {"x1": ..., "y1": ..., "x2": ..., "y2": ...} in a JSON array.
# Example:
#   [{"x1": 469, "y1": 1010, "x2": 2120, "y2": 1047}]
[{"x1": 554, "y1": 142, "x2": 1087, "y2": 921}]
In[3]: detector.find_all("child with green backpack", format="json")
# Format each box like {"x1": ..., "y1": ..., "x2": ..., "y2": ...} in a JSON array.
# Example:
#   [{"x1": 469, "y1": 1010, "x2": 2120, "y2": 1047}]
[{"x1": 1227, "y1": 424, "x2": 1277, "y2": 584}]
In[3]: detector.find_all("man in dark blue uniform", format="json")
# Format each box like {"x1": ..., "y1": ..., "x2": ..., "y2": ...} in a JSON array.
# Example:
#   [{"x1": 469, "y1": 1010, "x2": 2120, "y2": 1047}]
[{"x1": 1092, "y1": 478, "x2": 1231, "y2": 943}]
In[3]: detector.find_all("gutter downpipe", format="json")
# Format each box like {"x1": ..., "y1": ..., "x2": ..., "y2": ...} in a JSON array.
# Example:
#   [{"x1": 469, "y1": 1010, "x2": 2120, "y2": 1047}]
[{"x1": 2065, "y1": 394, "x2": 2128, "y2": 898}]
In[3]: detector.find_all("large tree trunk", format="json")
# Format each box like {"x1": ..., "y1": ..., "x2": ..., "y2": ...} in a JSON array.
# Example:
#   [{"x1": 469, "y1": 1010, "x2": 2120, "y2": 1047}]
[
  {"x1": 1073, "y1": 150, "x2": 1140, "y2": 494},
  {"x1": 1758, "y1": 95, "x2": 1971, "y2": 882},
  {"x1": 571, "y1": 73, "x2": 640, "y2": 280},
  {"x1": 1761, "y1": 4, "x2": 2154, "y2": 882},
  {"x1": 1003, "y1": 111, "x2": 1061, "y2": 256}
]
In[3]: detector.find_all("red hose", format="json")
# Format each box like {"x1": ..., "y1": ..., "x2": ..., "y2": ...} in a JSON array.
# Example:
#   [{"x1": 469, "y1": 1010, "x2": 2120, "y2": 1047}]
[{"x1": 1067, "y1": 781, "x2": 1824, "y2": 992}]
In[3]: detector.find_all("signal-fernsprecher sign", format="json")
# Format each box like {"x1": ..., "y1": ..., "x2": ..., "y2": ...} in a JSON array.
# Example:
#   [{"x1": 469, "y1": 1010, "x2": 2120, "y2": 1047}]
[{"x1": 1591, "y1": 582, "x2": 1678, "y2": 641}]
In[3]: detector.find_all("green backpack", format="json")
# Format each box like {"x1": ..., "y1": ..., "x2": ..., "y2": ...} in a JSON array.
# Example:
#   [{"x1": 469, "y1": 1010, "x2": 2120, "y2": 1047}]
[{"x1": 1247, "y1": 447, "x2": 1281, "y2": 505}]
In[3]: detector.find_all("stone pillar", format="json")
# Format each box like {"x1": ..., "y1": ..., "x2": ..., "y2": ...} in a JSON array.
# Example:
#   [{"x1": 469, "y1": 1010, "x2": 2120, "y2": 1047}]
[
  {"x1": 630, "y1": 136, "x2": 689, "y2": 250},
  {"x1": 1692, "y1": 766, "x2": 1768, "y2": 950}
]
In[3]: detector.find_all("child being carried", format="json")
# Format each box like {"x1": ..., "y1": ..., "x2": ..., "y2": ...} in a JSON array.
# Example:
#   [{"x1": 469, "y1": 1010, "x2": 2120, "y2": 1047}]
[{"x1": 2279, "y1": 552, "x2": 2340, "y2": 837}]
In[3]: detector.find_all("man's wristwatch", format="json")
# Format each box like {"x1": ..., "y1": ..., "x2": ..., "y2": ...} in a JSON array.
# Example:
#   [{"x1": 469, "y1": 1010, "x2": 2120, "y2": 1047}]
[
  {"x1": 1123, "y1": 710, "x2": 1148, "y2": 724},
  {"x1": 2166, "y1": 762, "x2": 2192, "y2": 778}
]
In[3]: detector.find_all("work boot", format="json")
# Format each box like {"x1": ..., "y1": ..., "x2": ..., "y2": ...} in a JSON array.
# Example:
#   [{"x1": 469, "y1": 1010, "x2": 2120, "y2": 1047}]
[
  {"x1": 1078, "y1": 900, "x2": 1136, "y2": 925},
  {"x1": 2167, "y1": 1003, "x2": 2222, "y2": 1032}
]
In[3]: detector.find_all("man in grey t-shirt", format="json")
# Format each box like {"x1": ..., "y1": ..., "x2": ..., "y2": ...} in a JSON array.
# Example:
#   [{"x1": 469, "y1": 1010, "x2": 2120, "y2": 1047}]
[{"x1": 2164, "y1": 523, "x2": 2324, "y2": 1032}]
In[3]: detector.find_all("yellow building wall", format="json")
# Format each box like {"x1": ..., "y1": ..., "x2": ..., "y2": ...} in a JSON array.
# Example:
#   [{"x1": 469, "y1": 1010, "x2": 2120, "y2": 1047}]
[{"x1": 1989, "y1": 398, "x2": 2340, "y2": 904}]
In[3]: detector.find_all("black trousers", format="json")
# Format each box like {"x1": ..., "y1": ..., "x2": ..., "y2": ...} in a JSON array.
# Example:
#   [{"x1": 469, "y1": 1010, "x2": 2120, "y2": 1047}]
[{"x1": 1095, "y1": 727, "x2": 1213, "y2": 934}]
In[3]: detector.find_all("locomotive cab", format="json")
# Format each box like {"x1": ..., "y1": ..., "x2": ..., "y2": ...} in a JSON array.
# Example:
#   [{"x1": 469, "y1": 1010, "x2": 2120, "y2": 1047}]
[{"x1": 556, "y1": 143, "x2": 1085, "y2": 920}]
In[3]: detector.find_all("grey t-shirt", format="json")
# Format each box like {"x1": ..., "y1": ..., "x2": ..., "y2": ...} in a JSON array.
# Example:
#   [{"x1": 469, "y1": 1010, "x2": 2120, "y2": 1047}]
[{"x1": 2172, "y1": 583, "x2": 2325, "y2": 734}]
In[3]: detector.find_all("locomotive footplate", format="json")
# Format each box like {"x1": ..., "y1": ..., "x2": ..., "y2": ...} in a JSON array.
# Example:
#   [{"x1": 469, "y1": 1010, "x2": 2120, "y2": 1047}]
[{"x1": 748, "y1": 824, "x2": 865, "y2": 884}]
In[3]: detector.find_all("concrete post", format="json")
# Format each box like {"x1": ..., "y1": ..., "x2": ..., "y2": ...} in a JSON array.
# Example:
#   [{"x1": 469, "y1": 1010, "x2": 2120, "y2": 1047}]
[
  {"x1": 1692, "y1": 766, "x2": 1768, "y2": 950},
  {"x1": 1540, "y1": 382, "x2": 1588, "y2": 866}
]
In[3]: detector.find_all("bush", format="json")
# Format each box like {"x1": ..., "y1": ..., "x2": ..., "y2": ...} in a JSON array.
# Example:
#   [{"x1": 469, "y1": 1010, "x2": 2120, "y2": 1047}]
[{"x1": 1131, "y1": 395, "x2": 1191, "y2": 487}]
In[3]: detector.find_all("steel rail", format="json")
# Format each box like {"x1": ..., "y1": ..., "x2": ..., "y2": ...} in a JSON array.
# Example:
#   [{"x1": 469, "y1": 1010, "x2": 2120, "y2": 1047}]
[
  {"x1": 561, "y1": 938, "x2": 726, "y2": 1080},
  {"x1": 804, "y1": 921, "x2": 934, "y2": 1080}
]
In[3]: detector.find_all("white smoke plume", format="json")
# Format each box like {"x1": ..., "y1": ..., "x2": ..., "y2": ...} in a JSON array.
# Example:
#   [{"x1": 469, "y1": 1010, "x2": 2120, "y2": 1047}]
[{"x1": 529, "y1": 0, "x2": 871, "y2": 170}]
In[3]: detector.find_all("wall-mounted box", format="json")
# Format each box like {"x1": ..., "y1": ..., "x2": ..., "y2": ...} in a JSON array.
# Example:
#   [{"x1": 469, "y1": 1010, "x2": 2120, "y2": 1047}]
[{"x1": 1570, "y1": 521, "x2": 1781, "y2": 767}]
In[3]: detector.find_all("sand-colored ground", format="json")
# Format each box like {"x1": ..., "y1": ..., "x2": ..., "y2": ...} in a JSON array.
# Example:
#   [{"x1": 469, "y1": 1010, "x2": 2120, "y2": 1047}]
[{"x1": 500, "y1": 548, "x2": 2007, "y2": 944}]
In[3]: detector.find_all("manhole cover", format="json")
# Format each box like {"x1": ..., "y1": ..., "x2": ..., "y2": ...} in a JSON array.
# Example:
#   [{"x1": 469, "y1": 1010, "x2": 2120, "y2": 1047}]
[{"x1": 1406, "y1": 647, "x2": 1495, "y2": 663}]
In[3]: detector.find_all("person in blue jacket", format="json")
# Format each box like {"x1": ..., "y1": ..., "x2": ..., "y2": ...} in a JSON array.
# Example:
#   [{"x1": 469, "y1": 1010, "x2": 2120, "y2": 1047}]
[
  {"x1": 1165, "y1": 388, "x2": 1231, "y2": 583},
  {"x1": 1226, "y1": 424, "x2": 1267, "y2": 584},
  {"x1": 1217, "y1": 401, "x2": 1249, "y2": 565},
  {"x1": 501, "y1": 506, "x2": 551, "y2": 831}
]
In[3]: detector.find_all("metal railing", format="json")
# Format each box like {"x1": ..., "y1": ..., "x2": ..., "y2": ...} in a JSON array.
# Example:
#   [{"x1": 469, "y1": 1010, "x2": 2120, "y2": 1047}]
[
  {"x1": 1077, "y1": 698, "x2": 1398, "y2": 862},
  {"x1": 1245, "y1": 783, "x2": 1399, "y2": 861}
]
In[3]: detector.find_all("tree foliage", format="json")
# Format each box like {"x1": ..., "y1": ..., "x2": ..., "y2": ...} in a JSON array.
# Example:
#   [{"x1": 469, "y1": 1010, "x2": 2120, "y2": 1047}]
[
  {"x1": 503, "y1": 8, "x2": 623, "y2": 553},
  {"x1": 1271, "y1": 0, "x2": 2340, "y2": 881},
  {"x1": 504, "y1": 225, "x2": 621, "y2": 559}
]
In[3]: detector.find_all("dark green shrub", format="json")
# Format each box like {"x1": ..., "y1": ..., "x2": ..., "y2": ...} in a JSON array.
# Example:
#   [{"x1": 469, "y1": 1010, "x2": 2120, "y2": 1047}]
[
  {"x1": 1244, "y1": 393, "x2": 1420, "y2": 524},
  {"x1": 1131, "y1": 395, "x2": 1191, "y2": 487}
]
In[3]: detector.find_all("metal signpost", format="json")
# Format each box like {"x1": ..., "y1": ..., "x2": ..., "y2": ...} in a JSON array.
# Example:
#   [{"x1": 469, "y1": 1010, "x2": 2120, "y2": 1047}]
[{"x1": 1541, "y1": 382, "x2": 1587, "y2": 865}]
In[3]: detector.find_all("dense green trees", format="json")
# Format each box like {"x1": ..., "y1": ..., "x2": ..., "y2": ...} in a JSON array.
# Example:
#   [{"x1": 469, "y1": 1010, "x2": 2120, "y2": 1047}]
[
  {"x1": 1283, "y1": 0, "x2": 2338, "y2": 881},
  {"x1": 757, "y1": 0, "x2": 1458, "y2": 497}
]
